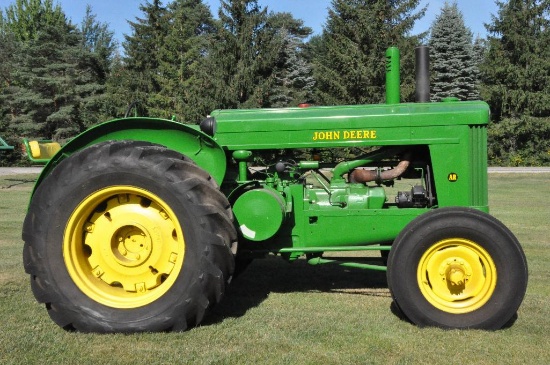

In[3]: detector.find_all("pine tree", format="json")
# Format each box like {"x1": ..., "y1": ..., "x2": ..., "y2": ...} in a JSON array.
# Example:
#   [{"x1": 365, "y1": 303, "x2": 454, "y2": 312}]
[
  {"x1": 121, "y1": 0, "x2": 169, "y2": 116},
  {"x1": 472, "y1": 36, "x2": 488, "y2": 70},
  {"x1": 1, "y1": 0, "x2": 66, "y2": 41},
  {"x1": 0, "y1": 2, "x2": 107, "y2": 140},
  {"x1": 0, "y1": 25, "x2": 17, "y2": 91},
  {"x1": 428, "y1": 2, "x2": 479, "y2": 101},
  {"x1": 154, "y1": 0, "x2": 216, "y2": 122},
  {"x1": 76, "y1": 5, "x2": 119, "y2": 125},
  {"x1": 482, "y1": 0, "x2": 550, "y2": 165},
  {"x1": 103, "y1": 53, "x2": 131, "y2": 118},
  {"x1": 311, "y1": 0, "x2": 426, "y2": 105},
  {"x1": 482, "y1": 0, "x2": 550, "y2": 120},
  {"x1": 0, "y1": 29, "x2": 17, "y2": 147},
  {"x1": 267, "y1": 13, "x2": 315, "y2": 107},
  {"x1": 80, "y1": 5, "x2": 117, "y2": 78},
  {"x1": 207, "y1": 0, "x2": 280, "y2": 108}
]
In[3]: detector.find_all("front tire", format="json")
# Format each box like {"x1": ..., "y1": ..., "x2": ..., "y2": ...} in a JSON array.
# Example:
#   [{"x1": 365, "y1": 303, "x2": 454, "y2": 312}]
[
  {"x1": 387, "y1": 207, "x2": 527, "y2": 330},
  {"x1": 23, "y1": 141, "x2": 236, "y2": 333}
]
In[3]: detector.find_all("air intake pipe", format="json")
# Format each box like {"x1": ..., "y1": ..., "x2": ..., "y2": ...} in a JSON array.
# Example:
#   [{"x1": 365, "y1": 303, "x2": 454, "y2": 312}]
[{"x1": 385, "y1": 47, "x2": 400, "y2": 104}]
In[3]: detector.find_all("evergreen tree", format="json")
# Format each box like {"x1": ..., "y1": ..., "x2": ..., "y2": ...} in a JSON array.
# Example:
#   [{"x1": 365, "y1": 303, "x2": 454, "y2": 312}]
[
  {"x1": 0, "y1": 25, "x2": 17, "y2": 91},
  {"x1": 120, "y1": 0, "x2": 169, "y2": 116},
  {"x1": 80, "y1": 5, "x2": 118, "y2": 78},
  {"x1": 481, "y1": 0, "x2": 550, "y2": 165},
  {"x1": 76, "y1": 5, "x2": 119, "y2": 124},
  {"x1": 267, "y1": 16, "x2": 314, "y2": 107},
  {"x1": 207, "y1": 0, "x2": 280, "y2": 108},
  {"x1": 311, "y1": 0, "x2": 426, "y2": 106},
  {"x1": 482, "y1": 0, "x2": 550, "y2": 120},
  {"x1": 472, "y1": 36, "x2": 488, "y2": 70},
  {"x1": 1, "y1": 0, "x2": 66, "y2": 41},
  {"x1": 155, "y1": 0, "x2": 216, "y2": 122},
  {"x1": 0, "y1": 2, "x2": 106, "y2": 140},
  {"x1": 429, "y1": 2, "x2": 480, "y2": 101},
  {"x1": 0, "y1": 29, "x2": 17, "y2": 148},
  {"x1": 103, "y1": 53, "x2": 131, "y2": 118}
]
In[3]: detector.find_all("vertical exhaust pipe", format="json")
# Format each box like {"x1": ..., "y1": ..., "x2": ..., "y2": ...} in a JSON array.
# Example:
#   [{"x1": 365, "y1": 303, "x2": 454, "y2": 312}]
[{"x1": 415, "y1": 46, "x2": 430, "y2": 102}]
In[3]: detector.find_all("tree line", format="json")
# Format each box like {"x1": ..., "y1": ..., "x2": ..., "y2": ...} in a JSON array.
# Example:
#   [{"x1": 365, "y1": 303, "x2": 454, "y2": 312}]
[{"x1": 1, "y1": 0, "x2": 549, "y2": 165}]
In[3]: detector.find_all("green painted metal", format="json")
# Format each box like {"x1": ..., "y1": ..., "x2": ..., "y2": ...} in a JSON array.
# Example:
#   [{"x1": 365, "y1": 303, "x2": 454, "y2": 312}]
[
  {"x1": 233, "y1": 187, "x2": 286, "y2": 241},
  {"x1": 232, "y1": 150, "x2": 253, "y2": 182},
  {"x1": 32, "y1": 118, "x2": 226, "y2": 196},
  {"x1": 385, "y1": 47, "x2": 401, "y2": 104},
  {"x1": 29, "y1": 47, "x2": 492, "y2": 271},
  {"x1": 212, "y1": 94, "x2": 490, "y2": 263},
  {"x1": 209, "y1": 101, "x2": 489, "y2": 150},
  {"x1": 298, "y1": 161, "x2": 320, "y2": 169},
  {"x1": 278, "y1": 245, "x2": 392, "y2": 253},
  {"x1": 0, "y1": 136, "x2": 14, "y2": 151},
  {"x1": 308, "y1": 257, "x2": 387, "y2": 272}
]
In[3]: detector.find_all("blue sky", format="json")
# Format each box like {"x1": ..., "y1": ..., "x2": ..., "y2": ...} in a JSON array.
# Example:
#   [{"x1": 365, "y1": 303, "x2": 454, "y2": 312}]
[{"x1": 0, "y1": 0, "x2": 498, "y2": 44}]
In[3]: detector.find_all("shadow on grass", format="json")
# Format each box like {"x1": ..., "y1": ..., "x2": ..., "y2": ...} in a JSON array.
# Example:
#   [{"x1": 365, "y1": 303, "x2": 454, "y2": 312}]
[{"x1": 204, "y1": 256, "x2": 391, "y2": 326}]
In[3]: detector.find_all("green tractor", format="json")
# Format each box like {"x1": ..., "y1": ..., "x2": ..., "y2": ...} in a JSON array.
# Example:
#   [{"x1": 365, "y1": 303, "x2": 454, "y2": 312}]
[{"x1": 23, "y1": 47, "x2": 527, "y2": 333}]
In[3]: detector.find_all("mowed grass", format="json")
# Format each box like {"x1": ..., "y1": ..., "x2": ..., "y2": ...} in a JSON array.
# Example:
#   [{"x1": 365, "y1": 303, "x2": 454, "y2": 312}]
[{"x1": 0, "y1": 172, "x2": 548, "y2": 365}]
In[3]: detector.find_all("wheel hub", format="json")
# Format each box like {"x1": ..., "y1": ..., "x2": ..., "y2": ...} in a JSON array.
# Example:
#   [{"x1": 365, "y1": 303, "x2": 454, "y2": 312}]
[
  {"x1": 439, "y1": 258, "x2": 472, "y2": 288},
  {"x1": 418, "y1": 238, "x2": 497, "y2": 313},
  {"x1": 64, "y1": 186, "x2": 185, "y2": 308},
  {"x1": 112, "y1": 225, "x2": 153, "y2": 267},
  {"x1": 448, "y1": 266, "x2": 465, "y2": 286}
]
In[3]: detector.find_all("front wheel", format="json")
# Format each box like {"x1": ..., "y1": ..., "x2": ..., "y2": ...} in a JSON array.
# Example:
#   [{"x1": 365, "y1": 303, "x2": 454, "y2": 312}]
[
  {"x1": 387, "y1": 207, "x2": 527, "y2": 330},
  {"x1": 23, "y1": 141, "x2": 236, "y2": 333}
]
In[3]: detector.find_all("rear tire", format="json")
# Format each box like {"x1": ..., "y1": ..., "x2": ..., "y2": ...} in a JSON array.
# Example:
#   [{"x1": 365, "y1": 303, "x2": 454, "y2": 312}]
[
  {"x1": 387, "y1": 207, "x2": 527, "y2": 330},
  {"x1": 23, "y1": 141, "x2": 236, "y2": 333}
]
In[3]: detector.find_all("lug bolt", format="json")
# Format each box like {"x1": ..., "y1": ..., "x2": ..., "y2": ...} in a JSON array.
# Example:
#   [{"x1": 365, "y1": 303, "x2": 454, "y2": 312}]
[{"x1": 85, "y1": 223, "x2": 94, "y2": 232}]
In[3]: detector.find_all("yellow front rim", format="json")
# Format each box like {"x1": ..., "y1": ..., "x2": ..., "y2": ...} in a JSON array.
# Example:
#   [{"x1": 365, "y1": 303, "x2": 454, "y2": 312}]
[
  {"x1": 417, "y1": 238, "x2": 497, "y2": 314},
  {"x1": 64, "y1": 186, "x2": 185, "y2": 308}
]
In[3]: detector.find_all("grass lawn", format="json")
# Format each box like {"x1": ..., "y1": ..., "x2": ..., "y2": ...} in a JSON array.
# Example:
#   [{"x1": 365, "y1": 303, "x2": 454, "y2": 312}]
[{"x1": 0, "y1": 172, "x2": 548, "y2": 364}]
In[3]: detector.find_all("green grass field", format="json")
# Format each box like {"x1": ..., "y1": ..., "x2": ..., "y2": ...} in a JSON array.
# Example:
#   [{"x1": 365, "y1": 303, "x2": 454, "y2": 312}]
[{"x1": 0, "y1": 172, "x2": 548, "y2": 365}]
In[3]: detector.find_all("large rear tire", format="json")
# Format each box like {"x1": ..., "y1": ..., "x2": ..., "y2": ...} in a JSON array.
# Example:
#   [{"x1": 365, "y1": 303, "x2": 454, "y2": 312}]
[
  {"x1": 387, "y1": 207, "x2": 527, "y2": 330},
  {"x1": 23, "y1": 141, "x2": 236, "y2": 333}
]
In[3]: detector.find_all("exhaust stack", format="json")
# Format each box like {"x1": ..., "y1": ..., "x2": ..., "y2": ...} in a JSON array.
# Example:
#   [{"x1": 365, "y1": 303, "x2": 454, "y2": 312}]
[{"x1": 415, "y1": 46, "x2": 430, "y2": 102}]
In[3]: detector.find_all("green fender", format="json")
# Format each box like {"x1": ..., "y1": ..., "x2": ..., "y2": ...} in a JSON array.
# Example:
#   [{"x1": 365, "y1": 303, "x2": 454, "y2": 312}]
[{"x1": 33, "y1": 117, "x2": 227, "y2": 195}]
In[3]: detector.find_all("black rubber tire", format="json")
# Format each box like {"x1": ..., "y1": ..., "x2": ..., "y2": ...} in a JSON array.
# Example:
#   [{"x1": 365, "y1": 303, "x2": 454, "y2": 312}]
[
  {"x1": 23, "y1": 141, "x2": 236, "y2": 333},
  {"x1": 387, "y1": 207, "x2": 528, "y2": 330}
]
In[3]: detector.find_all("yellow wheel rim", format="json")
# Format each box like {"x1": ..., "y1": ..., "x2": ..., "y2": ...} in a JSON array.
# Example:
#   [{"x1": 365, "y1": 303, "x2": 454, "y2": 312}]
[
  {"x1": 417, "y1": 238, "x2": 497, "y2": 314},
  {"x1": 64, "y1": 186, "x2": 185, "y2": 308}
]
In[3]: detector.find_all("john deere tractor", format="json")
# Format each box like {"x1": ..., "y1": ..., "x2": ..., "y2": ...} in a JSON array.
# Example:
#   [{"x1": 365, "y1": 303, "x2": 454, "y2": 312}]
[{"x1": 22, "y1": 47, "x2": 528, "y2": 333}]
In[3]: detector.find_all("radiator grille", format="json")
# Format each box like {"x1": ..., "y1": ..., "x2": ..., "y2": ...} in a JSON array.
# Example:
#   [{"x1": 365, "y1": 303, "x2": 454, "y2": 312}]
[{"x1": 469, "y1": 125, "x2": 488, "y2": 207}]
